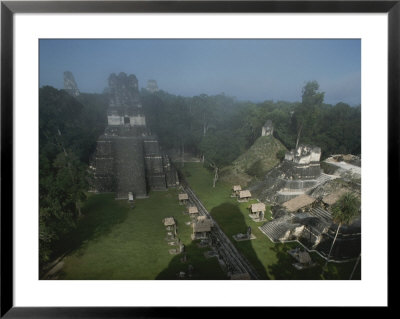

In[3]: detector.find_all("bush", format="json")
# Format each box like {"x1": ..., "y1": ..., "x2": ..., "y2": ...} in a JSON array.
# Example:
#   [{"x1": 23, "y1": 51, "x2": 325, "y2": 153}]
[
  {"x1": 245, "y1": 160, "x2": 265, "y2": 178},
  {"x1": 276, "y1": 149, "x2": 286, "y2": 162}
]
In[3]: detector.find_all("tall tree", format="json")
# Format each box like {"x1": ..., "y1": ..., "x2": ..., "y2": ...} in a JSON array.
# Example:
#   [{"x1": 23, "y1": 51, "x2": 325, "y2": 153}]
[
  {"x1": 322, "y1": 192, "x2": 361, "y2": 272},
  {"x1": 294, "y1": 81, "x2": 324, "y2": 148}
]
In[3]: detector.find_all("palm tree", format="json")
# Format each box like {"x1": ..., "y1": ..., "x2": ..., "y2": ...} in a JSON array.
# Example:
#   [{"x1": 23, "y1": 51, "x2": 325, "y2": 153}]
[
  {"x1": 323, "y1": 192, "x2": 361, "y2": 272},
  {"x1": 349, "y1": 252, "x2": 361, "y2": 280}
]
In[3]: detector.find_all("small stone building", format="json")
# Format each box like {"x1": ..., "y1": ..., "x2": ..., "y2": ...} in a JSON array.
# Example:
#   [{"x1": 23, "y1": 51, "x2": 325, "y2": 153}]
[
  {"x1": 232, "y1": 185, "x2": 242, "y2": 196},
  {"x1": 249, "y1": 203, "x2": 266, "y2": 221},
  {"x1": 178, "y1": 193, "x2": 189, "y2": 205},
  {"x1": 188, "y1": 206, "x2": 199, "y2": 216},
  {"x1": 238, "y1": 190, "x2": 252, "y2": 202},
  {"x1": 163, "y1": 217, "x2": 175, "y2": 227},
  {"x1": 192, "y1": 216, "x2": 213, "y2": 240},
  {"x1": 163, "y1": 217, "x2": 176, "y2": 234}
]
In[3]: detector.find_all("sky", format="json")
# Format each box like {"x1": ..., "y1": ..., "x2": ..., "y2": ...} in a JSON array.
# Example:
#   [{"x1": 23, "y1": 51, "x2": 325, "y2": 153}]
[{"x1": 39, "y1": 39, "x2": 361, "y2": 106}]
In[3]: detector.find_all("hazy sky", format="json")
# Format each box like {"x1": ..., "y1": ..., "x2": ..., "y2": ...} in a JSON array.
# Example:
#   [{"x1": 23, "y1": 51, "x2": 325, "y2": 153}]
[{"x1": 40, "y1": 39, "x2": 361, "y2": 105}]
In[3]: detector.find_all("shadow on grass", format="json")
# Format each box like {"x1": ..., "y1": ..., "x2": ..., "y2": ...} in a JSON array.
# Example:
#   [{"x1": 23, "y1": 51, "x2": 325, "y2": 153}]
[
  {"x1": 155, "y1": 240, "x2": 229, "y2": 280},
  {"x1": 209, "y1": 203, "x2": 269, "y2": 280},
  {"x1": 49, "y1": 193, "x2": 129, "y2": 262},
  {"x1": 268, "y1": 243, "x2": 361, "y2": 280},
  {"x1": 156, "y1": 203, "x2": 269, "y2": 280},
  {"x1": 267, "y1": 244, "x2": 323, "y2": 280}
]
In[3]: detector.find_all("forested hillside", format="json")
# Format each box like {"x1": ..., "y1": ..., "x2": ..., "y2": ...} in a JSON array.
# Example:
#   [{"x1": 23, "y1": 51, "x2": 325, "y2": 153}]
[{"x1": 39, "y1": 87, "x2": 107, "y2": 266}]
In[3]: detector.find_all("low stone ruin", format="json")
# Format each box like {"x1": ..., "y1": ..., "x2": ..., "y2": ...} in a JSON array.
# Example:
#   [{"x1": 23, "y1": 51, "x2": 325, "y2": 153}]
[{"x1": 233, "y1": 226, "x2": 256, "y2": 241}]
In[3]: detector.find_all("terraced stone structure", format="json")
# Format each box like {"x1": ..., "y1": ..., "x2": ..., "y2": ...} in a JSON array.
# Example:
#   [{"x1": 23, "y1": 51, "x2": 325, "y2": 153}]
[
  {"x1": 94, "y1": 72, "x2": 178, "y2": 199},
  {"x1": 251, "y1": 144, "x2": 333, "y2": 204},
  {"x1": 259, "y1": 203, "x2": 361, "y2": 261}
]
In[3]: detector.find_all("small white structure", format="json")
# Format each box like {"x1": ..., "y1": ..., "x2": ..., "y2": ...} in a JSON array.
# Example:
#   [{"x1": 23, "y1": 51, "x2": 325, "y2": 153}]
[
  {"x1": 284, "y1": 144, "x2": 321, "y2": 164},
  {"x1": 107, "y1": 111, "x2": 146, "y2": 127},
  {"x1": 261, "y1": 120, "x2": 274, "y2": 137},
  {"x1": 128, "y1": 192, "x2": 134, "y2": 202}
]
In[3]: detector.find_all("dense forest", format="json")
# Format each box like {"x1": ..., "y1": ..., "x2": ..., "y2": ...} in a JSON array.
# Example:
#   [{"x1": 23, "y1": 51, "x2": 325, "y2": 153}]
[
  {"x1": 39, "y1": 81, "x2": 361, "y2": 267},
  {"x1": 39, "y1": 87, "x2": 108, "y2": 266},
  {"x1": 141, "y1": 80, "x2": 361, "y2": 166}
]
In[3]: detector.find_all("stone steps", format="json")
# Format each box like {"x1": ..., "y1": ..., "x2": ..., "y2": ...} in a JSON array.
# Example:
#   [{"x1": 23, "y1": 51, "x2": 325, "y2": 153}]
[
  {"x1": 310, "y1": 207, "x2": 332, "y2": 221},
  {"x1": 315, "y1": 173, "x2": 334, "y2": 186},
  {"x1": 259, "y1": 216, "x2": 297, "y2": 242}
]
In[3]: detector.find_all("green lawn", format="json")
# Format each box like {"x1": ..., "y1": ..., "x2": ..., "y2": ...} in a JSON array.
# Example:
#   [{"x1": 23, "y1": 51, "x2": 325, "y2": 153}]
[
  {"x1": 51, "y1": 189, "x2": 227, "y2": 280},
  {"x1": 181, "y1": 162, "x2": 361, "y2": 280}
]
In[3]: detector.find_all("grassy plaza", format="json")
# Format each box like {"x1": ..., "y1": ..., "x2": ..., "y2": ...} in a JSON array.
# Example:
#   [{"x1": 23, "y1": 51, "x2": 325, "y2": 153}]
[{"x1": 51, "y1": 190, "x2": 227, "y2": 280}]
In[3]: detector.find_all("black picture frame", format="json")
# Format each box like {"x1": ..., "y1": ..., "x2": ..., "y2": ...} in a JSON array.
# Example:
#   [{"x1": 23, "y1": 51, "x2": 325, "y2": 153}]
[{"x1": 1, "y1": 0, "x2": 396, "y2": 317}]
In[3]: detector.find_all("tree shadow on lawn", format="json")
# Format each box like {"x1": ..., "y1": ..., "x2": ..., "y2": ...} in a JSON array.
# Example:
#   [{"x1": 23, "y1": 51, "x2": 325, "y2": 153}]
[
  {"x1": 267, "y1": 244, "x2": 324, "y2": 280},
  {"x1": 209, "y1": 203, "x2": 269, "y2": 280},
  {"x1": 267, "y1": 243, "x2": 360, "y2": 280},
  {"x1": 156, "y1": 202, "x2": 269, "y2": 280},
  {"x1": 155, "y1": 240, "x2": 229, "y2": 280},
  {"x1": 49, "y1": 193, "x2": 129, "y2": 261}
]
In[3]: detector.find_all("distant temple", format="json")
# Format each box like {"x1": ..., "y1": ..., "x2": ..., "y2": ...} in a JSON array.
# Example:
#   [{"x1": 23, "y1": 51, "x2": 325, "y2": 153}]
[
  {"x1": 63, "y1": 71, "x2": 80, "y2": 97},
  {"x1": 146, "y1": 79, "x2": 159, "y2": 93},
  {"x1": 261, "y1": 120, "x2": 274, "y2": 137},
  {"x1": 94, "y1": 72, "x2": 178, "y2": 199}
]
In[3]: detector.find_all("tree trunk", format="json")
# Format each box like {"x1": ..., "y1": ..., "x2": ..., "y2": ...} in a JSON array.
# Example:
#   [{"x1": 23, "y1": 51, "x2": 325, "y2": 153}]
[
  {"x1": 349, "y1": 253, "x2": 361, "y2": 280},
  {"x1": 323, "y1": 223, "x2": 341, "y2": 270},
  {"x1": 181, "y1": 141, "x2": 184, "y2": 168},
  {"x1": 76, "y1": 201, "x2": 82, "y2": 218},
  {"x1": 203, "y1": 113, "x2": 207, "y2": 136},
  {"x1": 295, "y1": 123, "x2": 303, "y2": 149},
  {"x1": 212, "y1": 166, "x2": 219, "y2": 188}
]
